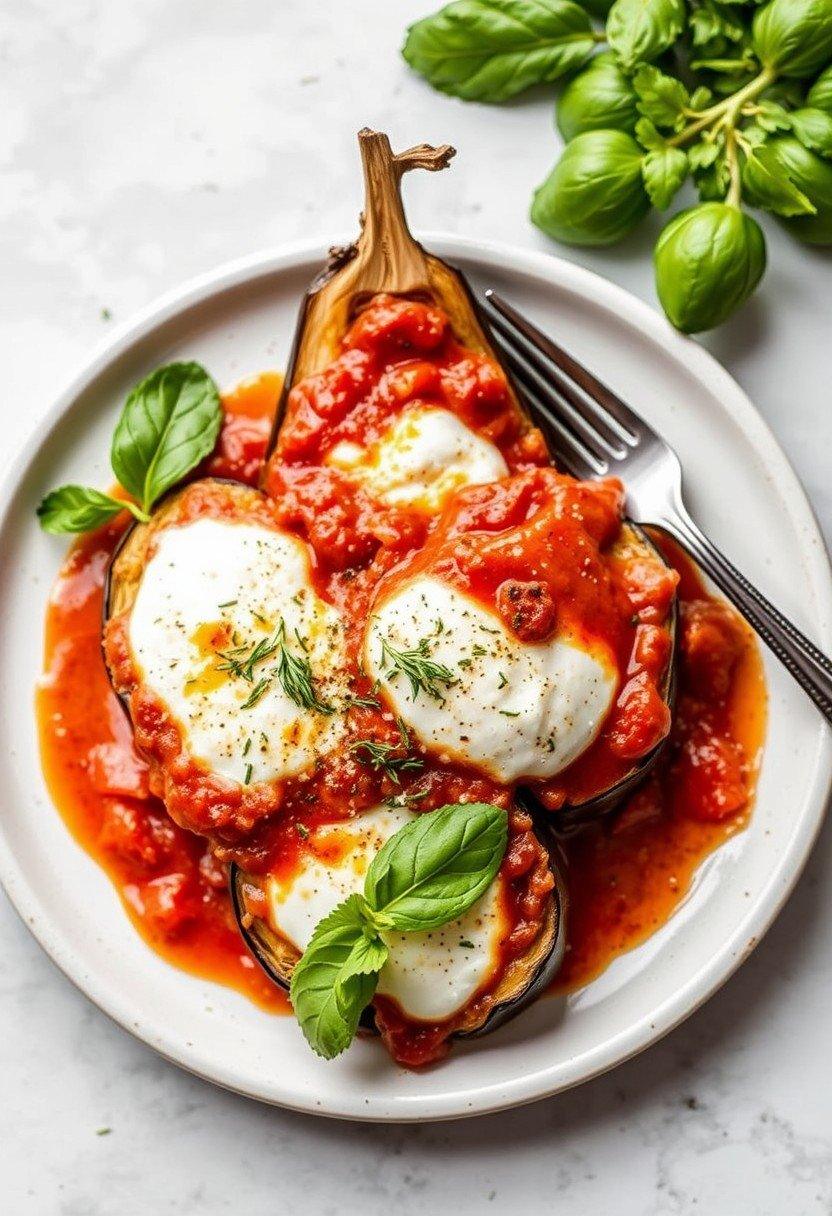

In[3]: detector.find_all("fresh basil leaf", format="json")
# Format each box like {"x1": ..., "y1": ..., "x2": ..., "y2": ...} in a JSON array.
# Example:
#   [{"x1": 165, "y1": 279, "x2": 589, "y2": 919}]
[
  {"x1": 695, "y1": 154, "x2": 732, "y2": 200},
  {"x1": 752, "y1": 0, "x2": 832, "y2": 80},
  {"x1": 642, "y1": 146, "x2": 689, "y2": 208},
  {"x1": 531, "y1": 130, "x2": 650, "y2": 245},
  {"x1": 742, "y1": 142, "x2": 818, "y2": 215},
  {"x1": 110, "y1": 362, "x2": 221, "y2": 515},
  {"x1": 557, "y1": 53, "x2": 639, "y2": 141},
  {"x1": 807, "y1": 64, "x2": 832, "y2": 113},
  {"x1": 606, "y1": 0, "x2": 686, "y2": 72},
  {"x1": 336, "y1": 931, "x2": 390, "y2": 987},
  {"x1": 364, "y1": 802, "x2": 508, "y2": 931},
  {"x1": 401, "y1": 0, "x2": 596, "y2": 103},
  {"x1": 790, "y1": 107, "x2": 832, "y2": 158},
  {"x1": 36, "y1": 485, "x2": 147, "y2": 534},
  {"x1": 634, "y1": 116, "x2": 666, "y2": 151},
  {"x1": 755, "y1": 99, "x2": 794, "y2": 133},
  {"x1": 633, "y1": 65, "x2": 690, "y2": 130},
  {"x1": 688, "y1": 139, "x2": 722, "y2": 171},
  {"x1": 289, "y1": 895, "x2": 383, "y2": 1060},
  {"x1": 773, "y1": 136, "x2": 832, "y2": 243},
  {"x1": 689, "y1": 86, "x2": 714, "y2": 111},
  {"x1": 689, "y1": 0, "x2": 746, "y2": 48},
  {"x1": 654, "y1": 203, "x2": 766, "y2": 333}
]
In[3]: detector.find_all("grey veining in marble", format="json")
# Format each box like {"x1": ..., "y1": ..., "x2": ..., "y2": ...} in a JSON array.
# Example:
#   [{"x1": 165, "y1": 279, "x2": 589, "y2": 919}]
[{"x1": 2, "y1": 1, "x2": 831, "y2": 1212}]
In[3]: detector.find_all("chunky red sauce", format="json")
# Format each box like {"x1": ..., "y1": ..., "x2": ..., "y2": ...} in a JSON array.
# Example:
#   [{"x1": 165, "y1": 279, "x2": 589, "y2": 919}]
[{"x1": 38, "y1": 300, "x2": 766, "y2": 1063}]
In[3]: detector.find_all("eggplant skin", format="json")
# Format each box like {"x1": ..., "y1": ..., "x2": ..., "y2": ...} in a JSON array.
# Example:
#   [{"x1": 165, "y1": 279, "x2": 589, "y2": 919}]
[
  {"x1": 551, "y1": 521, "x2": 678, "y2": 833},
  {"x1": 230, "y1": 817, "x2": 568, "y2": 1046}
]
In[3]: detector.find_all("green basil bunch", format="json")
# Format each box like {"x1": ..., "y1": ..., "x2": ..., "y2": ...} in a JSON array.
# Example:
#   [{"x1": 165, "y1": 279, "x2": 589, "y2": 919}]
[{"x1": 402, "y1": 0, "x2": 832, "y2": 332}]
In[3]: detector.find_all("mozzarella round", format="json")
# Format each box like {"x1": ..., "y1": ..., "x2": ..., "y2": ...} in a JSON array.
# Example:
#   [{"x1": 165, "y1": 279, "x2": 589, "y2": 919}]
[
  {"x1": 267, "y1": 806, "x2": 509, "y2": 1023},
  {"x1": 128, "y1": 517, "x2": 347, "y2": 786},
  {"x1": 364, "y1": 575, "x2": 618, "y2": 783},
  {"x1": 326, "y1": 405, "x2": 508, "y2": 511}
]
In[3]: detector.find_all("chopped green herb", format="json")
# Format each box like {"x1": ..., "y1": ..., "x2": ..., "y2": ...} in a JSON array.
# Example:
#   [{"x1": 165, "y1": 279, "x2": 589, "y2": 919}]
[
  {"x1": 497, "y1": 671, "x2": 508, "y2": 689},
  {"x1": 380, "y1": 635, "x2": 456, "y2": 702},
  {"x1": 241, "y1": 677, "x2": 271, "y2": 710},
  {"x1": 499, "y1": 709, "x2": 520, "y2": 717},
  {"x1": 243, "y1": 762, "x2": 253, "y2": 785},
  {"x1": 96, "y1": 1127, "x2": 112, "y2": 1137},
  {"x1": 242, "y1": 737, "x2": 252, "y2": 756},
  {"x1": 274, "y1": 621, "x2": 333, "y2": 714},
  {"x1": 344, "y1": 693, "x2": 382, "y2": 710},
  {"x1": 218, "y1": 599, "x2": 238, "y2": 609},
  {"x1": 221, "y1": 619, "x2": 333, "y2": 715},
  {"x1": 384, "y1": 787, "x2": 430, "y2": 808},
  {"x1": 351, "y1": 738, "x2": 424, "y2": 785},
  {"x1": 458, "y1": 939, "x2": 475, "y2": 949},
  {"x1": 216, "y1": 633, "x2": 280, "y2": 683},
  {"x1": 296, "y1": 823, "x2": 310, "y2": 840}
]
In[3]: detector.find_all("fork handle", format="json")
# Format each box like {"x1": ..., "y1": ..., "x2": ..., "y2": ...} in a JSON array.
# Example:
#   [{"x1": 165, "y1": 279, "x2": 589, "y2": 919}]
[{"x1": 656, "y1": 506, "x2": 832, "y2": 723}]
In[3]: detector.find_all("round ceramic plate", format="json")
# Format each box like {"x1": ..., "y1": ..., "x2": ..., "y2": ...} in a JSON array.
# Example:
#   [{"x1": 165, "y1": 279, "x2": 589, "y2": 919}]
[{"x1": 1, "y1": 237, "x2": 830, "y2": 1122}]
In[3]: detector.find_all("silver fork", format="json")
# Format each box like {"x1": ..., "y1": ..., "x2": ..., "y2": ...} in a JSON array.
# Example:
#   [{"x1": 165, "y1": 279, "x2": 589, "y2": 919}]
[{"x1": 482, "y1": 290, "x2": 832, "y2": 723}]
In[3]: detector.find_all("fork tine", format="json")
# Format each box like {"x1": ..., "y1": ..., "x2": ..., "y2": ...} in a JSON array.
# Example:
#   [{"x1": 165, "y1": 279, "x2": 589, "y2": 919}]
[
  {"x1": 492, "y1": 329, "x2": 612, "y2": 473},
  {"x1": 488, "y1": 307, "x2": 626, "y2": 462},
  {"x1": 483, "y1": 291, "x2": 643, "y2": 447},
  {"x1": 511, "y1": 377, "x2": 600, "y2": 480}
]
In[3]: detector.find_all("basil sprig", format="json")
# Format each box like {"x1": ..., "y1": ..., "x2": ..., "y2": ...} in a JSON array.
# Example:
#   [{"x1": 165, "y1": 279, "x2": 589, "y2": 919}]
[
  {"x1": 289, "y1": 801, "x2": 508, "y2": 1059},
  {"x1": 402, "y1": 0, "x2": 598, "y2": 103},
  {"x1": 37, "y1": 361, "x2": 221, "y2": 534},
  {"x1": 402, "y1": 0, "x2": 832, "y2": 332}
]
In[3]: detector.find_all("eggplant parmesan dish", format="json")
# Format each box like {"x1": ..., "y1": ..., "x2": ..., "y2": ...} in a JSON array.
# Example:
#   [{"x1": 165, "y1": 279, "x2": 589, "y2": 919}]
[{"x1": 36, "y1": 132, "x2": 766, "y2": 1067}]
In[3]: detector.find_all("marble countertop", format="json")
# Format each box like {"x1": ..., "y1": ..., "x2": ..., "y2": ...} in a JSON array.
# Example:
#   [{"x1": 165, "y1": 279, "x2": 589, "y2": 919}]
[{"x1": 2, "y1": 1, "x2": 831, "y2": 1211}]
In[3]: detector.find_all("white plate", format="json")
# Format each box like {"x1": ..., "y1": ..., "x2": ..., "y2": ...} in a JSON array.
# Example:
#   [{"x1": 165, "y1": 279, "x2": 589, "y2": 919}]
[{"x1": 1, "y1": 236, "x2": 830, "y2": 1122}]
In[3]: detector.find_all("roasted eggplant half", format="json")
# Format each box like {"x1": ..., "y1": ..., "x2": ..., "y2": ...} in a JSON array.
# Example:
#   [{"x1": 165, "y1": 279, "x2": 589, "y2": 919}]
[
  {"x1": 264, "y1": 128, "x2": 531, "y2": 460},
  {"x1": 231, "y1": 799, "x2": 567, "y2": 1061},
  {"x1": 101, "y1": 475, "x2": 356, "y2": 841},
  {"x1": 264, "y1": 129, "x2": 677, "y2": 828}
]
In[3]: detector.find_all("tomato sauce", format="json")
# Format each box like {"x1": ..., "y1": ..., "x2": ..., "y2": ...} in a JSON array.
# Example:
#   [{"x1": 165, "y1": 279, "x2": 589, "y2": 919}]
[{"x1": 37, "y1": 302, "x2": 766, "y2": 1054}]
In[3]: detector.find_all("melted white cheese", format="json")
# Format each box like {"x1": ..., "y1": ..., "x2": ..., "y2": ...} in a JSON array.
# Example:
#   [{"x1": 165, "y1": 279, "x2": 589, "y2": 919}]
[
  {"x1": 326, "y1": 405, "x2": 508, "y2": 511},
  {"x1": 128, "y1": 517, "x2": 347, "y2": 787},
  {"x1": 364, "y1": 575, "x2": 617, "y2": 783},
  {"x1": 267, "y1": 806, "x2": 508, "y2": 1022}
]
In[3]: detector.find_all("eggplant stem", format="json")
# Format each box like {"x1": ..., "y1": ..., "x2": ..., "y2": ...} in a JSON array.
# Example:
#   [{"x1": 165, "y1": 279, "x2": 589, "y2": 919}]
[{"x1": 350, "y1": 128, "x2": 456, "y2": 298}]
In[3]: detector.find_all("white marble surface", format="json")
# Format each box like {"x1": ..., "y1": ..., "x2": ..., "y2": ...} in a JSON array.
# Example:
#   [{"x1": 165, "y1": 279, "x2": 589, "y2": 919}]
[{"x1": 2, "y1": 0, "x2": 831, "y2": 1210}]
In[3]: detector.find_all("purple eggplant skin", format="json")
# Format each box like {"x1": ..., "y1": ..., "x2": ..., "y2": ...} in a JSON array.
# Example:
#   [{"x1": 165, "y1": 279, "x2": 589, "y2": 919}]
[
  {"x1": 229, "y1": 810, "x2": 568, "y2": 1045},
  {"x1": 551, "y1": 521, "x2": 678, "y2": 834}
]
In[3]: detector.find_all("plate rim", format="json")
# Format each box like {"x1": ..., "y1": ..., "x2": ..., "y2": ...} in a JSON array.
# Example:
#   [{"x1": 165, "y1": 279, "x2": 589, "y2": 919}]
[{"x1": 1, "y1": 233, "x2": 830, "y2": 1122}]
